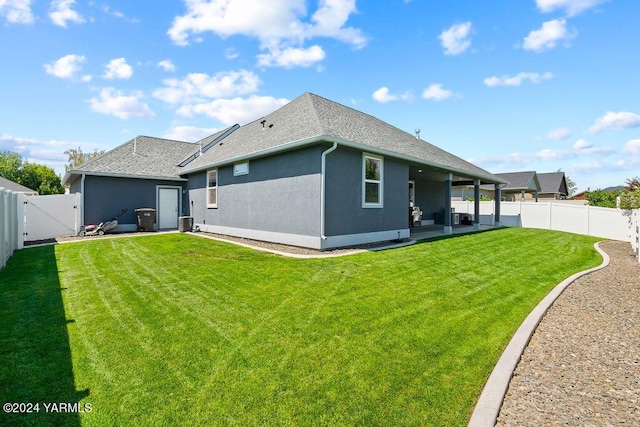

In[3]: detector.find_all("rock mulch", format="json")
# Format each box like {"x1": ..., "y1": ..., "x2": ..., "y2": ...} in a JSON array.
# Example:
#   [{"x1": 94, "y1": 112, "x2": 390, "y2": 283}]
[{"x1": 496, "y1": 240, "x2": 640, "y2": 426}]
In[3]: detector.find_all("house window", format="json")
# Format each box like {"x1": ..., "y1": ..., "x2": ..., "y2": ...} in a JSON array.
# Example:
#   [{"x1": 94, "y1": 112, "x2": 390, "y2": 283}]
[
  {"x1": 207, "y1": 169, "x2": 217, "y2": 208},
  {"x1": 363, "y1": 153, "x2": 383, "y2": 208},
  {"x1": 233, "y1": 161, "x2": 249, "y2": 176}
]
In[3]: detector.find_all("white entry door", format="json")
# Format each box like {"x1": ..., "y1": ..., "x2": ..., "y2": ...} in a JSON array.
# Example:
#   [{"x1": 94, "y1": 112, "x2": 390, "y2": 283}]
[{"x1": 158, "y1": 188, "x2": 179, "y2": 229}]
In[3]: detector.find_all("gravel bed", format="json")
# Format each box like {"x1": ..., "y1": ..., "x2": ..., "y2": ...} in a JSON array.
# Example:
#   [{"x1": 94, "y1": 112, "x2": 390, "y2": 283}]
[{"x1": 496, "y1": 240, "x2": 640, "y2": 426}]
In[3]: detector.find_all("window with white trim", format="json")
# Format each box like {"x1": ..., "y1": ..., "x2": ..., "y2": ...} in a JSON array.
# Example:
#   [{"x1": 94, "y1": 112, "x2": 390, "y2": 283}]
[
  {"x1": 207, "y1": 169, "x2": 218, "y2": 208},
  {"x1": 363, "y1": 153, "x2": 383, "y2": 208},
  {"x1": 233, "y1": 161, "x2": 249, "y2": 176}
]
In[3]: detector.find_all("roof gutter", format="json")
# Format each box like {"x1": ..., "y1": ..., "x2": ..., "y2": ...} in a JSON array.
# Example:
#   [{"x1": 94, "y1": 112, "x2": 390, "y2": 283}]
[
  {"x1": 182, "y1": 134, "x2": 508, "y2": 185},
  {"x1": 63, "y1": 170, "x2": 188, "y2": 182}
]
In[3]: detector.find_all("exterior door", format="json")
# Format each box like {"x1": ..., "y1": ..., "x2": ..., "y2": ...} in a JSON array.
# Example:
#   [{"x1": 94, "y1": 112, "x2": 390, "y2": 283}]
[{"x1": 158, "y1": 188, "x2": 179, "y2": 229}]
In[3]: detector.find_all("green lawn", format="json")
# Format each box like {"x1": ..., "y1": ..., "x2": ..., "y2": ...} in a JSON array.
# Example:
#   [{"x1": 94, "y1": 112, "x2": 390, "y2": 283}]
[{"x1": 0, "y1": 228, "x2": 601, "y2": 426}]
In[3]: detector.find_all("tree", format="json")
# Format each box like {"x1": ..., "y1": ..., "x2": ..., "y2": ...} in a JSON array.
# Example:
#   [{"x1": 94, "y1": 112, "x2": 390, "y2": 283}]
[
  {"x1": 586, "y1": 189, "x2": 618, "y2": 208},
  {"x1": 0, "y1": 151, "x2": 23, "y2": 182},
  {"x1": 64, "y1": 146, "x2": 105, "y2": 171},
  {"x1": 0, "y1": 150, "x2": 65, "y2": 195},
  {"x1": 619, "y1": 177, "x2": 640, "y2": 210},
  {"x1": 20, "y1": 163, "x2": 65, "y2": 195},
  {"x1": 565, "y1": 175, "x2": 577, "y2": 197}
]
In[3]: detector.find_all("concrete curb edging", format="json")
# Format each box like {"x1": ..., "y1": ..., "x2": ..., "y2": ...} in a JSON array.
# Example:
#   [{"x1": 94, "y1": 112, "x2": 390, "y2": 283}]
[{"x1": 467, "y1": 241, "x2": 610, "y2": 427}]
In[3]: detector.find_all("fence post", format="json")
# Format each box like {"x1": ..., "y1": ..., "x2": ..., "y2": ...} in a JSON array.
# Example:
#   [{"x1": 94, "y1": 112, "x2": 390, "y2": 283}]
[
  {"x1": 17, "y1": 193, "x2": 25, "y2": 250},
  {"x1": 0, "y1": 188, "x2": 5, "y2": 269},
  {"x1": 9, "y1": 192, "x2": 17, "y2": 257}
]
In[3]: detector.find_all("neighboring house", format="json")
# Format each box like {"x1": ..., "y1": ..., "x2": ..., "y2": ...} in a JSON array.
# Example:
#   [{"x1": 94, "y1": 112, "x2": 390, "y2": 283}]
[
  {"x1": 0, "y1": 177, "x2": 39, "y2": 196},
  {"x1": 537, "y1": 172, "x2": 568, "y2": 200},
  {"x1": 63, "y1": 92, "x2": 507, "y2": 249},
  {"x1": 455, "y1": 171, "x2": 541, "y2": 202}
]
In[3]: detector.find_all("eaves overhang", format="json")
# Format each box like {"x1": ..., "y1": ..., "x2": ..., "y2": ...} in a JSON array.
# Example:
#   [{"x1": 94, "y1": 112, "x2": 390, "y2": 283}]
[{"x1": 180, "y1": 134, "x2": 509, "y2": 185}]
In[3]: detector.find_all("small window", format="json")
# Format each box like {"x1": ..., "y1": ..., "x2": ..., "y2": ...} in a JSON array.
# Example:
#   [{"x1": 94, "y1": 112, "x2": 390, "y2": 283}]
[
  {"x1": 207, "y1": 169, "x2": 217, "y2": 208},
  {"x1": 233, "y1": 161, "x2": 249, "y2": 176},
  {"x1": 363, "y1": 153, "x2": 383, "y2": 208}
]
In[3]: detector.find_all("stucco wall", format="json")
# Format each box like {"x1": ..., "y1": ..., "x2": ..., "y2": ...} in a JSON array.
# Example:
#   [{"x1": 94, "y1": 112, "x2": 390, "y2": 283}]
[
  {"x1": 187, "y1": 146, "x2": 323, "y2": 237},
  {"x1": 412, "y1": 177, "x2": 445, "y2": 222},
  {"x1": 82, "y1": 176, "x2": 186, "y2": 226},
  {"x1": 324, "y1": 146, "x2": 409, "y2": 236}
]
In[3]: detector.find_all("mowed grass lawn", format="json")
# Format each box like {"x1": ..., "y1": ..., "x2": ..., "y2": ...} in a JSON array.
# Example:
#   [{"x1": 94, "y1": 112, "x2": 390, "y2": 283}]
[{"x1": 0, "y1": 228, "x2": 601, "y2": 426}]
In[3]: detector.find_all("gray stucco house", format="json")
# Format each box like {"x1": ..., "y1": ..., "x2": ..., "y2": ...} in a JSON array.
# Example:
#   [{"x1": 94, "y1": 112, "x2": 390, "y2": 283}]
[{"x1": 63, "y1": 92, "x2": 506, "y2": 249}]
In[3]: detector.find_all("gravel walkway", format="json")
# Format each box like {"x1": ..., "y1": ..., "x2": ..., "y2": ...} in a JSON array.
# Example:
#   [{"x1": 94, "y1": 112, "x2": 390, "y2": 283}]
[{"x1": 496, "y1": 240, "x2": 640, "y2": 426}]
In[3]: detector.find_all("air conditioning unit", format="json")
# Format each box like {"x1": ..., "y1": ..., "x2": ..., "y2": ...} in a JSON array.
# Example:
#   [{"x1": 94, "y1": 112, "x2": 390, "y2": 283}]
[{"x1": 178, "y1": 216, "x2": 194, "y2": 232}]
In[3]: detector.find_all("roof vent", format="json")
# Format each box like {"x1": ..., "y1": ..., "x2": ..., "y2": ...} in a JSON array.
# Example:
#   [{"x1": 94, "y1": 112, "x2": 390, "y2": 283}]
[
  {"x1": 415, "y1": 129, "x2": 421, "y2": 139},
  {"x1": 261, "y1": 119, "x2": 267, "y2": 129}
]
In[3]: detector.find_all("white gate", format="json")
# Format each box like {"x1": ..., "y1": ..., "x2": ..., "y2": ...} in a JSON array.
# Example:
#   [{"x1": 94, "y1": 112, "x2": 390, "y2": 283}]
[{"x1": 23, "y1": 193, "x2": 81, "y2": 241}]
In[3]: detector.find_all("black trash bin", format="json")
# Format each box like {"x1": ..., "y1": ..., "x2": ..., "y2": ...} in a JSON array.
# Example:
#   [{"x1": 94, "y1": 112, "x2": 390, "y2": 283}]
[{"x1": 135, "y1": 208, "x2": 156, "y2": 231}]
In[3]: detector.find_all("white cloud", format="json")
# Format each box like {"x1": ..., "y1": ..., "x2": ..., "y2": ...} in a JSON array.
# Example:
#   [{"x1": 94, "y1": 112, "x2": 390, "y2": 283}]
[
  {"x1": 177, "y1": 95, "x2": 289, "y2": 125},
  {"x1": 372, "y1": 87, "x2": 411, "y2": 103},
  {"x1": 421, "y1": 84, "x2": 453, "y2": 101},
  {"x1": 0, "y1": 132, "x2": 104, "y2": 176},
  {"x1": 167, "y1": 0, "x2": 367, "y2": 68},
  {"x1": 88, "y1": 88, "x2": 155, "y2": 120},
  {"x1": 573, "y1": 139, "x2": 592, "y2": 150},
  {"x1": 163, "y1": 126, "x2": 220, "y2": 142},
  {"x1": 103, "y1": 58, "x2": 133, "y2": 80},
  {"x1": 257, "y1": 45, "x2": 326, "y2": 68},
  {"x1": 158, "y1": 60, "x2": 176, "y2": 72},
  {"x1": 49, "y1": 0, "x2": 84, "y2": 28},
  {"x1": 484, "y1": 72, "x2": 553, "y2": 87},
  {"x1": 523, "y1": 19, "x2": 575, "y2": 52},
  {"x1": 44, "y1": 54, "x2": 86, "y2": 79},
  {"x1": 0, "y1": 0, "x2": 33, "y2": 24},
  {"x1": 153, "y1": 69, "x2": 261, "y2": 105},
  {"x1": 623, "y1": 139, "x2": 640, "y2": 155},
  {"x1": 589, "y1": 111, "x2": 640, "y2": 133},
  {"x1": 546, "y1": 128, "x2": 571, "y2": 140},
  {"x1": 438, "y1": 21, "x2": 472, "y2": 56},
  {"x1": 225, "y1": 48, "x2": 240, "y2": 60},
  {"x1": 536, "y1": 0, "x2": 607, "y2": 17}
]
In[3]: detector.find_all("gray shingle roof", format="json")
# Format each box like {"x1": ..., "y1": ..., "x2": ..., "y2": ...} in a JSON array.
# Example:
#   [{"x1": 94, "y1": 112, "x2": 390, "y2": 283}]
[
  {"x1": 64, "y1": 135, "x2": 199, "y2": 184},
  {"x1": 494, "y1": 171, "x2": 540, "y2": 191},
  {"x1": 183, "y1": 93, "x2": 505, "y2": 183},
  {"x1": 537, "y1": 172, "x2": 567, "y2": 194},
  {"x1": 0, "y1": 176, "x2": 38, "y2": 194}
]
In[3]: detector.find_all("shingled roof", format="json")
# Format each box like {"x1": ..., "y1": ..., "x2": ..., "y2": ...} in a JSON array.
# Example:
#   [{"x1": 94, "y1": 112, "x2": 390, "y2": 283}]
[
  {"x1": 63, "y1": 135, "x2": 199, "y2": 184},
  {"x1": 0, "y1": 176, "x2": 38, "y2": 194},
  {"x1": 182, "y1": 93, "x2": 506, "y2": 184},
  {"x1": 493, "y1": 171, "x2": 541, "y2": 191},
  {"x1": 537, "y1": 172, "x2": 567, "y2": 195}
]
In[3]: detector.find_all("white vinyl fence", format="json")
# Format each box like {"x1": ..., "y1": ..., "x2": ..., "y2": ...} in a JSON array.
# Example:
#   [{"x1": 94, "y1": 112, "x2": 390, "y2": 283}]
[
  {"x1": 23, "y1": 193, "x2": 81, "y2": 242},
  {"x1": 631, "y1": 209, "x2": 639, "y2": 263},
  {"x1": 452, "y1": 201, "x2": 633, "y2": 242},
  {"x1": 1, "y1": 188, "x2": 23, "y2": 269},
  {"x1": 1, "y1": 192, "x2": 81, "y2": 271}
]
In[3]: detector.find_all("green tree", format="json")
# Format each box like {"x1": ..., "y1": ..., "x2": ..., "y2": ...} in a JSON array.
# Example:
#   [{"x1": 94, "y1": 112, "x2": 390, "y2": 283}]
[
  {"x1": 64, "y1": 146, "x2": 105, "y2": 171},
  {"x1": 19, "y1": 163, "x2": 65, "y2": 195},
  {"x1": 619, "y1": 177, "x2": 640, "y2": 210},
  {"x1": 0, "y1": 151, "x2": 23, "y2": 182},
  {"x1": 0, "y1": 150, "x2": 64, "y2": 195},
  {"x1": 565, "y1": 175, "x2": 577, "y2": 196},
  {"x1": 585, "y1": 189, "x2": 618, "y2": 208}
]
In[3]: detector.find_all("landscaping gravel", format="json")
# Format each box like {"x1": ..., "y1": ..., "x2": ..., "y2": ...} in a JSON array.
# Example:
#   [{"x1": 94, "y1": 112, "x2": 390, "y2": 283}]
[{"x1": 496, "y1": 240, "x2": 640, "y2": 426}]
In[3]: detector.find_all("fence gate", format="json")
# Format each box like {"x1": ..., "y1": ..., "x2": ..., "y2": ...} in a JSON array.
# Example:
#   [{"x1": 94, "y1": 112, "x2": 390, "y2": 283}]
[{"x1": 23, "y1": 193, "x2": 81, "y2": 242}]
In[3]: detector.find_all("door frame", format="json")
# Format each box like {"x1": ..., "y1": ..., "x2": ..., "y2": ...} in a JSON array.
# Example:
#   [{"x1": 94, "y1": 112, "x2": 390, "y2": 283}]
[{"x1": 156, "y1": 185, "x2": 182, "y2": 230}]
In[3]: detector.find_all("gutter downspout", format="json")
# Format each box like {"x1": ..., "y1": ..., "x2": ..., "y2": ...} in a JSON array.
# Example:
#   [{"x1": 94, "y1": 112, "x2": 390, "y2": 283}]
[
  {"x1": 80, "y1": 173, "x2": 86, "y2": 232},
  {"x1": 320, "y1": 142, "x2": 339, "y2": 242}
]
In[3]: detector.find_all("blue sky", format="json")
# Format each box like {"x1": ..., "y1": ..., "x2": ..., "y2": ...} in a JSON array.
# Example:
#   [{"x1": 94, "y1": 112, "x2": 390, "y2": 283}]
[{"x1": 1, "y1": 0, "x2": 638, "y2": 192}]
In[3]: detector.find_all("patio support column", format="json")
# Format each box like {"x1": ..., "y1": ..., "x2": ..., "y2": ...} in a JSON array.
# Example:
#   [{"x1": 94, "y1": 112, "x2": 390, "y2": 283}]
[
  {"x1": 474, "y1": 179, "x2": 481, "y2": 230},
  {"x1": 444, "y1": 173, "x2": 452, "y2": 235},
  {"x1": 494, "y1": 184, "x2": 501, "y2": 226}
]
